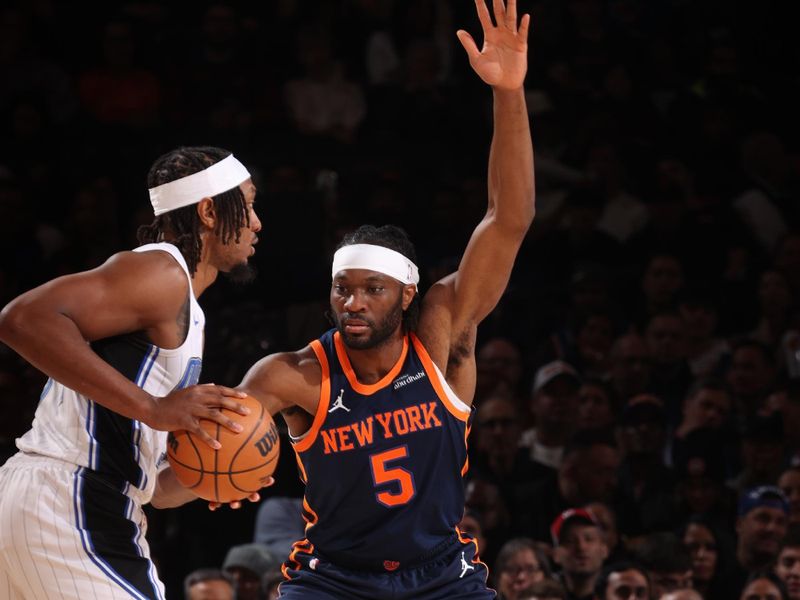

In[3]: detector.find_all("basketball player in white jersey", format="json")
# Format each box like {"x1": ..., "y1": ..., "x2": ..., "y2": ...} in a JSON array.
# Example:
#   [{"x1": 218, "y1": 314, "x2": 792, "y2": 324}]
[{"x1": 0, "y1": 146, "x2": 262, "y2": 599}]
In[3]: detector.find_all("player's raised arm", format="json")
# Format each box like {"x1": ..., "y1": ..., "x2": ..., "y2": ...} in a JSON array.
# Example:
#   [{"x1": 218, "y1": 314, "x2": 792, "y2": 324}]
[{"x1": 448, "y1": 0, "x2": 534, "y2": 326}]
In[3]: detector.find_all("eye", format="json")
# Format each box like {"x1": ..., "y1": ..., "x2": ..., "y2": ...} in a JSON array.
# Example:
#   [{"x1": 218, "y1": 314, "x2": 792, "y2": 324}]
[
  {"x1": 334, "y1": 284, "x2": 346, "y2": 294},
  {"x1": 369, "y1": 286, "x2": 384, "y2": 294}
]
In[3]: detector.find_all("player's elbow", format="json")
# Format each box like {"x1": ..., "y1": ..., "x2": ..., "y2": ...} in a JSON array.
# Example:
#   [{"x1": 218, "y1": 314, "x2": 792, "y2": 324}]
[{"x1": 0, "y1": 299, "x2": 29, "y2": 346}]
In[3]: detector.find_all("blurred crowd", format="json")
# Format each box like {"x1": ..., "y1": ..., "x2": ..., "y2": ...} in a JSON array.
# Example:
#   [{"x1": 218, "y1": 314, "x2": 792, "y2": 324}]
[{"x1": 1, "y1": 0, "x2": 799, "y2": 598}]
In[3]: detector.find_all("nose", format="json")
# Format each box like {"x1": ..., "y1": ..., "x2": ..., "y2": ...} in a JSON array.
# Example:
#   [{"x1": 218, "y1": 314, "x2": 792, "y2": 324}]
[
  {"x1": 250, "y1": 209, "x2": 262, "y2": 233},
  {"x1": 344, "y1": 291, "x2": 366, "y2": 312}
]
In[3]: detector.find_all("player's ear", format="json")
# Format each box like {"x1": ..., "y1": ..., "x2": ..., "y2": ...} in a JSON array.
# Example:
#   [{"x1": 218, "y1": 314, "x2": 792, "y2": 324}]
[
  {"x1": 401, "y1": 284, "x2": 417, "y2": 310},
  {"x1": 197, "y1": 197, "x2": 217, "y2": 229}
]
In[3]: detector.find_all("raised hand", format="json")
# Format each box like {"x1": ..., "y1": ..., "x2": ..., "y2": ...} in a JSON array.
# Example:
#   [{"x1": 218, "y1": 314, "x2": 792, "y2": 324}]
[
  {"x1": 148, "y1": 384, "x2": 251, "y2": 449},
  {"x1": 457, "y1": 0, "x2": 530, "y2": 90}
]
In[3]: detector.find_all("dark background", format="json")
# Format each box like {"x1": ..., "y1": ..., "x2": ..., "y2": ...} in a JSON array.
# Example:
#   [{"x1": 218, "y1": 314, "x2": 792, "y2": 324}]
[{"x1": 1, "y1": 0, "x2": 799, "y2": 597}]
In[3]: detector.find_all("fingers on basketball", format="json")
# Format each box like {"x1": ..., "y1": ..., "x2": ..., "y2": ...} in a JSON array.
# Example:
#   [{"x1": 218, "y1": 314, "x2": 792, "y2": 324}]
[{"x1": 167, "y1": 394, "x2": 280, "y2": 503}]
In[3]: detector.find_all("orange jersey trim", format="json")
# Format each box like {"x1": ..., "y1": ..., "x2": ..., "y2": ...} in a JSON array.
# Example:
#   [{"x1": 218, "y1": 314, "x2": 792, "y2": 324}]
[
  {"x1": 333, "y1": 331, "x2": 408, "y2": 395},
  {"x1": 411, "y1": 334, "x2": 470, "y2": 423},
  {"x1": 292, "y1": 340, "x2": 331, "y2": 453},
  {"x1": 456, "y1": 526, "x2": 489, "y2": 571}
]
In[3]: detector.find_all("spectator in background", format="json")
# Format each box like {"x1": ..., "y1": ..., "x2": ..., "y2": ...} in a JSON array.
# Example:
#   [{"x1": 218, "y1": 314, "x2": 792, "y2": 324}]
[
  {"x1": 643, "y1": 311, "x2": 693, "y2": 425},
  {"x1": 673, "y1": 379, "x2": 732, "y2": 443},
  {"x1": 661, "y1": 591, "x2": 704, "y2": 600},
  {"x1": 261, "y1": 570, "x2": 284, "y2": 600},
  {"x1": 551, "y1": 508, "x2": 608, "y2": 600},
  {"x1": 672, "y1": 428, "x2": 739, "y2": 536},
  {"x1": 585, "y1": 501, "x2": 628, "y2": 564},
  {"x1": 678, "y1": 288, "x2": 730, "y2": 378},
  {"x1": 494, "y1": 537, "x2": 552, "y2": 600},
  {"x1": 730, "y1": 486, "x2": 790, "y2": 596},
  {"x1": 738, "y1": 570, "x2": 790, "y2": 600},
  {"x1": 632, "y1": 532, "x2": 693, "y2": 599},
  {"x1": 476, "y1": 336, "x2": 525, "y2": 405},
  {"x1": 474, "y1": 395, "x2": 551, "y2": 508},
  {"x1": 283, "y1": 25, "x2": 366, "y2": 145},
  {"x1": 764, "y1": 382, "x2": 800, "y2": 464},
  {"x1": 520, "y1": 361, "x2": 582, "y2": 469},
  {"x1": 76, "y1": 19, "x2": 161, "y2": 127},
  {"x1": 608, "y1": 332, "x2": 652, "y2": 404},
  {"x1": 727, "y1": 339, "x2": 778, "y2": 421},
  {"x1": 679, "y1": 516, "x2": 728, "y2": 600},
  {"x1": 617, "y1": 395, "x2": 677, "y2": 534},
  {"x1": 751, "y1": 269, "x2": 795, "y2": 350},
  {"x1": 576, "y1": 378, "x2": 617, "y2": 433},
  {"x1": 774, "y1": 526, "x2": 800, "y2": 600},
  {"x1": 466, "y1": 478, "x2": 513, "y2": 569},
  {"x1": 593, "y1": 561, "x2": 651, "y2": 600},
  {"x1": 640, "y1": 253, "x2": 685, "y2": 321},
  {"x1": 459, "y1": 509, "x2": 489, "y2": 563},
  {"x1": 774, "y1": 233, "x2": 800, "y2": 301},
  {"x1": 184, "y1": 568, "x2": 235, "y2": 600},
  {"x1": 221, "y1": 542, "x2": 277, "y2": 600},
  {"x1": 518, "y1": 578, "x2": 567, "y2": 600},
  {"x1": 779, "y1": 467, "x2": 800, "y2": 527},
  {"x1": 253, "y1": 496, "x2": 305, "y2": 560},
  {"x1": 728, "y1": 413, "x2": 786, "y2": 496},
  {"x1": 516, "y1": 428, "x2": 621, "y2": 543}
]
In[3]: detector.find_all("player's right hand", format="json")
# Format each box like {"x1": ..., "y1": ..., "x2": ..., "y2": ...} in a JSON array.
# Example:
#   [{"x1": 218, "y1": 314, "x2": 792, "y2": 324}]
[{"x1": 148, "y1": 384, "x2": 251, "y2": 449}]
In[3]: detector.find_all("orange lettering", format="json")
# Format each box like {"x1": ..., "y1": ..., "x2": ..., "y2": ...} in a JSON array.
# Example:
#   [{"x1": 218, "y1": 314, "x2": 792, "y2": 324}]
[
  {"x1": 375, "y1": 412, "x2": 394, "y2": 438},
  {"x1": 337, "y1": 425, "x2": 355, "y2": 451},
  {"x1": 393, "y1": 409, "x2": 409, "y2": 435},
  {"x1": 352, "y1": 417, "x2": 374, "y2": 447},
  {"x1": 406, "y1": 405, "x2": 423, "y2": 432},
  {"x1": 321, "y1": 429, "x2": 338, "y2": 454},
  {"x1": 421, "y1": 402, "x2": 442, "y2": 428}
]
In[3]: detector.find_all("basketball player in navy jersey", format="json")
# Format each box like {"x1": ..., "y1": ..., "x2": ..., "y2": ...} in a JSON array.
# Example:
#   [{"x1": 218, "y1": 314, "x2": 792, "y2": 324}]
[
  {"x1": 239, "y1": 1, "x2": 534, "y2": 597},
  {"x1": 0, "y1": 147, "x2": 263, "y2": 599}
]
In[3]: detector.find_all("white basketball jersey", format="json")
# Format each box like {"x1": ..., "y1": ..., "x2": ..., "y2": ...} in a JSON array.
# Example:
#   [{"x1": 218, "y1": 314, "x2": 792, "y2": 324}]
[{"x1": 15, "y1": 242, "x2": 205, "y2": 505}]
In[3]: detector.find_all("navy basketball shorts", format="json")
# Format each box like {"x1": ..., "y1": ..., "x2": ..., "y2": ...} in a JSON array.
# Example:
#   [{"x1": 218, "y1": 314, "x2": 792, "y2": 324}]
[{"x1": 278, "y1": 535, "x2": 495, "y2": 599}]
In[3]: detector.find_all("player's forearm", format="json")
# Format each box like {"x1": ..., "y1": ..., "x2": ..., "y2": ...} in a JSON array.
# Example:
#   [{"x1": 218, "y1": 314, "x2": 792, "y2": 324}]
[
  {"x1": 0, "y1": 303, "x2": 157, "y2": 424},
  {"x1": 151, "y1": 466, "x2": 198, "y2": 509},
  {"x1": 487, "y1": 86, "x2": 535, "y2": 233}
]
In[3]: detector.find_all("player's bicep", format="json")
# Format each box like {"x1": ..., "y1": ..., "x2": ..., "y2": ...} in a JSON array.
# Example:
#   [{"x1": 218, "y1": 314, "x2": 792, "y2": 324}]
[
  {"x1": 239, "y1": 352, "x2": 313, "y2": 416},
  {"x1": 13, "y1": 252, "x2": 185, "y2": 341},
  {"x1": 450, "y1": 217, "x2": 523, "y2": 325}
]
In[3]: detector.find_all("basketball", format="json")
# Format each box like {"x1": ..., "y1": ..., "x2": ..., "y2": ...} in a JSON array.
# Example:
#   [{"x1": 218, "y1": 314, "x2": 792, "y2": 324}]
[{"x1": 166, "y1": 395, "x2": 280, "y2": 503}]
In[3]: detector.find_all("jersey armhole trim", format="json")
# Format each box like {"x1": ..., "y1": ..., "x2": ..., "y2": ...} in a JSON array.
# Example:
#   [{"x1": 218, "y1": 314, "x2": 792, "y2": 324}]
[
  {"x1": 292, "y1": 340, "x2": 331, "y2": 453},
  {"x1": 411, "y1": 334, "x2": 471, "y2": 422}
]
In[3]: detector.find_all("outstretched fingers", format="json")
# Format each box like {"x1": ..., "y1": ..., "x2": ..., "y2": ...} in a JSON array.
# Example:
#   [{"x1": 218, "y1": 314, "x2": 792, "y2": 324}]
[
  {"x1": 519, "y1": 13, "x2": 531, "y2": 40},
  {"x1": 505, "y1": 0, "x2": 517, "y2": 29},
  {"x1": 456, "y1": 29, "x2": 480, "y2": 62},
  {"x1": 474, "y1": 0, "x2": 494, "y2": 32}
]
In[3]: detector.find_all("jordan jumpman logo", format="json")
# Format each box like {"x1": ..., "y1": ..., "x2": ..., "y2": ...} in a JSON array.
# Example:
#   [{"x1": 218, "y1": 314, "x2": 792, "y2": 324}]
[
  {"x1": 328, "y1": 389, "x2": 350, "y2": 413},
  {"x1": 459, "y1": 552, "x2": 475, "y2": 578}
]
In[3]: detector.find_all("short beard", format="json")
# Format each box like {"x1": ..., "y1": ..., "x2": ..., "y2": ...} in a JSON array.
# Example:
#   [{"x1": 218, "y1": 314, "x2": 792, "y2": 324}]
[
  {"x1": 223, "y1": 263, "x2": 257, "y2": 284},
  {"x1": 336, "y1": 296, "x2": 404, "y2": 350}
]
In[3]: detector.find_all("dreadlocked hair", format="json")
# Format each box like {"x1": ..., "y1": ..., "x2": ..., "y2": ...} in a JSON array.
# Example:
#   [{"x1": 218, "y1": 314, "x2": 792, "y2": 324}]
[
  {"x1": 335, "y1": 224, "x2": 421, "y2": 333},
  {"x1": 137, "y1": 146, "x2": 249, "y2": 275}
]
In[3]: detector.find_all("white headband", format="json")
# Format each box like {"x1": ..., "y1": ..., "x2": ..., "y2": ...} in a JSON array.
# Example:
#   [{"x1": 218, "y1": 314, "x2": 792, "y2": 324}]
[
  {"x1": 332, "y1": 244, "x2": 420, "y2": 286},
  {"x1": 148, "y1": 154, "x2": 251, "y2": 216}
]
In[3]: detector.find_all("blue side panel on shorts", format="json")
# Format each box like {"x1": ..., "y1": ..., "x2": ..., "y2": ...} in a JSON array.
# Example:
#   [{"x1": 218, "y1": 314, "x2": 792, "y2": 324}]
[{"x1": 73, "y1": 468, "x2": 163, "y2": 600}]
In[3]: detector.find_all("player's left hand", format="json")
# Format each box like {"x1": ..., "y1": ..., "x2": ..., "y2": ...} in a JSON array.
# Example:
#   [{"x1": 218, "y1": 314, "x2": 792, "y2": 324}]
[
  {"x1": 457, "y1": 0, "x2": 530, "y2": 90},
  {"x1": 207, "y1": 477, "x2": 274, "y2": 511}
]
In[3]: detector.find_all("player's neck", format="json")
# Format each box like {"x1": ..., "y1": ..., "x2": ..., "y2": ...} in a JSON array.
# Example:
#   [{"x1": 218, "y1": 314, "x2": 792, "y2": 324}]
[
  {"x1": 345, "y1": 332, "x2": 406, "y2": 385},
  {"x1": 190, "y1": 260, "x2": 218, "y2": 298}
]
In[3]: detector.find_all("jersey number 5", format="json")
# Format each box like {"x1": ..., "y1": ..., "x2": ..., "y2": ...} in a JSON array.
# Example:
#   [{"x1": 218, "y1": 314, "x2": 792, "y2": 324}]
[{"x1": 369, "y1": 446, "x2": 416, "y2": 507}]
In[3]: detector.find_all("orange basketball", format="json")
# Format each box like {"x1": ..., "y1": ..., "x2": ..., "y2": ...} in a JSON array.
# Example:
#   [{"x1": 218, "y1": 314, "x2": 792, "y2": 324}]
[{"x1": 166, "y1": 395, "x2": 280, "y2": 503}]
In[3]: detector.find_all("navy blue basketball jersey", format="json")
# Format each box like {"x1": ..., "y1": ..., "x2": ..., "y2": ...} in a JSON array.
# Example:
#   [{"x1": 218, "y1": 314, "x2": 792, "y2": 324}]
[{"x1": 288, "y1": 329, "x2": 473, "y2": 572}]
